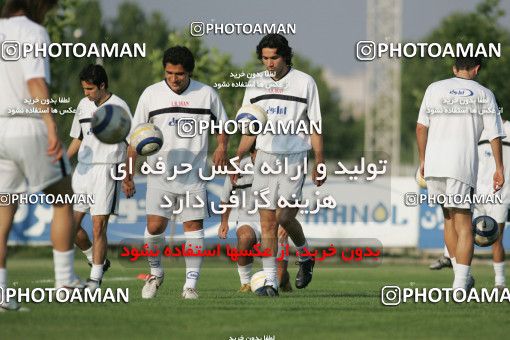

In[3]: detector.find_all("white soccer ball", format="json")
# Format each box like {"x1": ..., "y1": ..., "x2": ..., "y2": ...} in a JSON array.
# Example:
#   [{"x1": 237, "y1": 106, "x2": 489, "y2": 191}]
[
  {"x1": 250, "y1": 270, "x2": 266, "y2": 293},
  {"x1": 235, "y1": 104, "x2": 267, "y2": 134},
  {"x1": 473, "y1": 215, "x2": 499, "y2": 247},
  {"x1": 129, "y1": 123, "x2": 164, "y2": 156},
  {"x1": 415, "y1": 167, "x2": 427, "y2": 189},
  {"x1": 91, "y1": 104, "x2": 131, "y2": 144}
]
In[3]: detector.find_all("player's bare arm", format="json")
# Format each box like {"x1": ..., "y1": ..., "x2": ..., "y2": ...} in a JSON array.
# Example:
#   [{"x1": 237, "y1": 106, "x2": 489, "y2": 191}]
[
  {"x1": 27, "y1": 77, "x2": 63, "y2": 162},
  {"x1": 213, "y1": 132, "x2": 228, "y2": 167},
  {"x1": 218, "y1": 205, "x2": 231, "y2": 239},
  {"x1": 66, "y1": 138, "x2": 82, "y2": 159},
  {"x1": 416, "y1": 123, "x2": 428, "y2": 177},
  {"x1": 490, "y1": 137, "x2": 505, "y2": 192},
  {"x1": 122, "y1": 145, "x2": 137, "y2": 198},
  {"x1": 310, "y1": 130, "x2": 326, "y2": 186}
]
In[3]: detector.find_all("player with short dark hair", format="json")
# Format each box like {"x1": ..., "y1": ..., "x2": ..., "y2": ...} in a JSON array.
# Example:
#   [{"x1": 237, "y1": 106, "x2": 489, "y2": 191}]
[
  {"x1": 416, "y1": 56, "x2": 504, "y2": 292},
  {"x1": 123, "y1": 45, "x2": 228, "y2": 299},
  {"x1": 235, "y1": 34, "x2": 326, "y2": 297},
  {"x1": 67, "y1": 64, "x2": 131, "y2": 291}
]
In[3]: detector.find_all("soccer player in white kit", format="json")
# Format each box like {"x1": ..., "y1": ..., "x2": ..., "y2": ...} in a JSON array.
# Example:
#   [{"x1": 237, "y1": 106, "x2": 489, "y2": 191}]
[
  {"x1": 67, "y1": 64, "x2": 131, "y2": 290},
  {"x1": 416, "y1": 56, "x2": 504, "y2": 292},
  {"x1": 0, "y1": 0, "x2": 81, "y2": 312},
  {"x1": 122, "y1": 46, "x2": 228, "y2": 299},
  {"x1": 217, "y1": 146, "x2": 292, "y2": 292},
  {"x1": 474, "y1": 115, "x2": 510, "y2": 290},
  {"x1": 234, "y1": 34, "x2": 326, "y2": 296}
]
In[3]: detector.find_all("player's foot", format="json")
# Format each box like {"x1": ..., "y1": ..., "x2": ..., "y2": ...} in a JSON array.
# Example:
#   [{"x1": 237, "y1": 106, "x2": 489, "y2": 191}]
[
  {"x1": 88, "y1": 258, "x2": 111, "y2": 273},
  {"x1": 85, "y1": 278, "x2": 101, "y2": 291},
  {"x1": 0, "y1": 300, "x2": 21, "y2": 312},
  {"x1": 466, "y1": 275, "x2": 475, "y2": 291},
  {"x1": 56, "y1": 278, "x2": 86, "y2": 300},
  {"x1": 141, "y1": 274, "x2": 164, "y2": 299},
  {"x1": 295, "y1": 258, "x2": 314, "y2": 289},
  {"x1": 182, "y1": 288, "x2": 199, "y2": 299},
  {"x1": 429, "y1": 256, "x2": 452, "y2": 270},
  {"x1": 238, "y1": 284, "x2": 252, "y2": 293},
  {"x1": 255, "y1": 280, "x2": 279, "y2": 297},
  {"x1": 279, "y1": 271, "x2": 292, "y2": 292},
  {"x1": 496, "y1": 284, "x2": 506, "y2": 293}
]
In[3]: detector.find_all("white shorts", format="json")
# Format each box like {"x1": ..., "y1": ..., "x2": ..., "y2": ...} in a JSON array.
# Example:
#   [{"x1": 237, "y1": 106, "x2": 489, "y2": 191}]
[
  {"x1": 146, "y1": 186, "x2": 209, "y2": 222},
  {"x1": 474, "y1": 203, "x2": 509, "y2": 224},
  {"x1": 0, "y1": 118, "x2": 70, "y2": 193},
  {"x1": 252, "y1": 150, "x2": 307, "y2": 210},
  {"x1": 426, "y1": 177, "x2": 473, "y2": 209},
  {"x1": 72, "y1": 163, "x2": 120, "y2": 215}
]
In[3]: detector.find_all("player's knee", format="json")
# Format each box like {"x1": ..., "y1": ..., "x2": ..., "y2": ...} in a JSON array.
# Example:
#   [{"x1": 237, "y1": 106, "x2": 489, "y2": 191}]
[{"x1": 237, "y1": 226, "x2": 256, "y2": 244}]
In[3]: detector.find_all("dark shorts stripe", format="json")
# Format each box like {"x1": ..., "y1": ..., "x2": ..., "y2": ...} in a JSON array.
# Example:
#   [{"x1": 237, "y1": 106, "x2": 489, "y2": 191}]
[
  {"x1": 249, "y1": 94, "x2": 307, "y2": 105},
  {"x1": 59, "y1": 158, "x2": 67, "y2": 177},
  {"x1": 110, "y1": 164, "x2": 119, "y2": 215}
]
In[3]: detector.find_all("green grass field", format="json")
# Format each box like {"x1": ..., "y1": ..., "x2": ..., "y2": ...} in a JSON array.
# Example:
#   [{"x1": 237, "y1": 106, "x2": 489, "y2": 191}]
[{"x1": 1, "y1": 254, "x2": 509, "y2": 340}]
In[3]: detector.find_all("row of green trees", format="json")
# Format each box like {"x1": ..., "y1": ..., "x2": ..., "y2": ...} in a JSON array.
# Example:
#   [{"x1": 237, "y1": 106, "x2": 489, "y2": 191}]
[{"x1": 1, "y1": 0, "x2": 508, "y2": 164}]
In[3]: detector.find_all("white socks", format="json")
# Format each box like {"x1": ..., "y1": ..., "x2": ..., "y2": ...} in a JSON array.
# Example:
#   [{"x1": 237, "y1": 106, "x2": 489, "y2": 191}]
[
  {"x1": 53, "y1": 249, "x2": 76, "y2": 288},
  {"x1": 82, "y1": 246, "x2": 93, "y2": 263},
  {"x1": 144, "y1": 227, "x2": 165, "y2": 278},
  {"x1": 183, "y1": 229, "x2": 204, "y2": 290},
  {"x1": 237, "y1": 263, "x2": 253, "y2": 284},
  {"x1": 262, "y1": 257, "x2": 278, "y2": 289},
  {"x1": 494, "y1": 262, "x2": 505, "y2": 286},
  {"x1": 443, "y1": 245, "x2": 450, "y2": 258},
  {"x1": 90, "y1": 264, "x2": 104, "y2": 282},
  {"x1": 296, "y1": 240, "x2": 311, "y2": 262},
  {"x1": 0, "y1": 268, "x2": 6, "y2": 304}
]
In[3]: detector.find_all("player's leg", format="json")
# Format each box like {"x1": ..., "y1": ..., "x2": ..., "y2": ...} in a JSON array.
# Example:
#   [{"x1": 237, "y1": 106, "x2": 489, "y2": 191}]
[
  {"x1": 141, "y1": 214, "x2": 168, "y2": 299},
  {"x1": 236, "y1": 225, "x2": 257, "y2": 292},
  {"x1": 277, "y1": 207, "x2": 314, "y2": 289},
  {"x1": 0, "y1": 201, "x2": 20, "y2": 311},
  {"x1": 492, "y1": 223, "x2": 505, "y2": 289},
  {"x1": 451, "y1": 208, "x2": 474, "y2": 290},
  {"x1": 87, "y1": 214, "x2": 109, "y2": 289},
  {"x1": 43, "y1": 176, "x2": 81, "y2": 289},
  {"x1": 276, "y1": 226, "x2": 291, "y2": 292},
  {"x1": 73, "y1": 211, "x2": 93, "y2": 261},
  {"x1": 181, "y1": 219, "x2": 204, "y2": 299},
  {"x1": 257, "y1": 208, "x2": 279, "y2": 297}
]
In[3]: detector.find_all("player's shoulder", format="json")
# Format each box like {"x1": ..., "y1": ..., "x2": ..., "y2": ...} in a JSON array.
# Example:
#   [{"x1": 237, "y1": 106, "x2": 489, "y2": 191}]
[
  {"x1": 140, "y1": 80, "x2": 166, "y2": 97},
  {"x1": 109, "y1": 94, "x2": 129, "y2": 107},
  {"x1": 290, "y1": 68, "x2": 316, "y2": 84},
  {"x1": 8, "y1": 16, "x2": 48, "y2": 39},
  {"x1": 77, "y1": 97, "x2": 92, "y2": 108},
  {"x1": 189, "y1": 79, "x2": 216, "y2": 93}
]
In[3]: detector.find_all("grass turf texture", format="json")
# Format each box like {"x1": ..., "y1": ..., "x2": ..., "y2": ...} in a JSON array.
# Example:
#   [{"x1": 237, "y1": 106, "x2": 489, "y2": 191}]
[{"x1": 1, "y1": 256, "x2": 509, "y2": 339}]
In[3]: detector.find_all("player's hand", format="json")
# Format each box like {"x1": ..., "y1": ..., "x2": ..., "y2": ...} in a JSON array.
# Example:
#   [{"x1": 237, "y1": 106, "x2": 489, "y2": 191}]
[
  {"x1": 218, "y1": 223, "x2": 229, "y2": 239},
  {"x1": 122, "y1": 177, "x2": 136, "y2": 198},
  {"x1": 312, "y1": 162, "x2": 327, "y2": 187},
  {"x1": 493, "y1": 168, "x2": 505, "y2": 193},
  {"x1": 47, "y1": 127, "x2": 63, "y2": 162},
  {"x1": 212, "y1": 145, "x2": 227, "y2": 168}
]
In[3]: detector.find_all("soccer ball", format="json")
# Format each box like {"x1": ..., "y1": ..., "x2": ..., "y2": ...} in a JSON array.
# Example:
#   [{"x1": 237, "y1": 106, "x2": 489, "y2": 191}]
[
  {"x1": 235, "y1": 104, "x2": 267, "y2": 134},
  {"x1": 250, "y1": 270, "x2": 266, "y2": 293},
  {"x1": 129, "y1": 123, "x2": 164, "y2": 156},
  {"x1": 91, "y1": 104, "x2": 131, "y2": 144},
  {"x1": 473, "y1": 215, "x2": 500, "y2": 247},
  {"x1": 415, "y1": 167, "x2": 427, "y2": 189}
]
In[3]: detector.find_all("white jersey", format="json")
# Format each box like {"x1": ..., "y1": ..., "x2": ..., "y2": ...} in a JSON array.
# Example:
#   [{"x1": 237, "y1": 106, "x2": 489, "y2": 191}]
[
  {"x1": 69, "y1": 94, "x2": 131, "y2": 164},
  {"x1": 417, "y1": 77, "x2": 504, "y2": 187},
  {"x1": 476, "y1": 120, "x2": 510, "y2": 203},
  {"x1": 0, "y1": 16, "x2": 51, "y2": 118},
  {"x1": 242, "y1": 68, "x2": 321, "y2": 154},
  {"x1": 131, "y1": 79, "x2": 227, "y2": 193}
]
